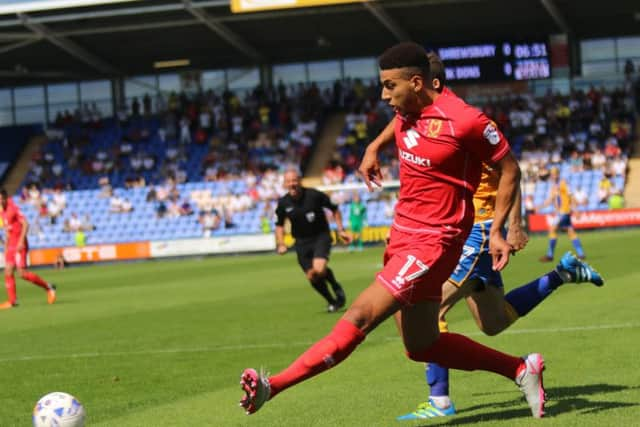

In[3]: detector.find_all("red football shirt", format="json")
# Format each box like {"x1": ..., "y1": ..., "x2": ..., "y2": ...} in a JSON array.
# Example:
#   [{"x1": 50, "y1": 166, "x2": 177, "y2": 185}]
[
  {"x1": 393, "y1": 87, "x2": 510, "y2": 234},
  {"x1": 2, "y1": 198, "x2": 26, "y2": 245}
]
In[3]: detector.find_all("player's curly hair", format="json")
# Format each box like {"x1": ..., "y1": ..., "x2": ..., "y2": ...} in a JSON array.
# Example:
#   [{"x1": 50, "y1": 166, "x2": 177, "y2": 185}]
[
  {"x1": 0, "y1": 188, "x2": 7, "y2": 198},
  {"x1": 427, "y1": 51, "x2": 446, "y2": 91},
  {"x1": 378, "y1": 41, "x2": 430, "y2": 79}
]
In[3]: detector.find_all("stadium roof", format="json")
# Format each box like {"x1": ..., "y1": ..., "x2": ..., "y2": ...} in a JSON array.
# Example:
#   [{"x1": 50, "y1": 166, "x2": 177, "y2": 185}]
[{"x1": 0, "y1": 0, "x2": 638, "y2": 85}]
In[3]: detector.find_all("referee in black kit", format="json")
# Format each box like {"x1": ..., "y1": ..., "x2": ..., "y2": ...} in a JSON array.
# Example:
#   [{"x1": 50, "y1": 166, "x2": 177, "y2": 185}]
[{"x1": 275, "y1": 168, "x2": 352, "y2": 312}]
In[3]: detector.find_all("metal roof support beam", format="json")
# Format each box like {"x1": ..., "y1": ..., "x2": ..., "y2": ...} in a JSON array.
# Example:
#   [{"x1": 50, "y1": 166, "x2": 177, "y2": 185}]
[
  {"x1": 18, "y1": 13, "x2": 122, "y2": 75},
  {"x1": 0, "y1": 32, "x2": 39, "y2": 40},
  {"x1": 539, "y1": 0, "x2": 570, "y2": 33},
  {"x1": 0, "y1": 38, "x2": 41, "y2": 54},
  {"x1": 59, "y1": 19, "x2": 199, "y2": 37},
  {"x1": 0, "y1": 0, "x2": 227, "y2": 28},
  {"x1": 362, "y1": 1, "x2": 410, "y2": 42},
  {"x1": 0, "y1": 0, "x2": 481, "y2": 28},
  {"x1": 182, "y1": 0, "x2": 264, "y2": 63}
]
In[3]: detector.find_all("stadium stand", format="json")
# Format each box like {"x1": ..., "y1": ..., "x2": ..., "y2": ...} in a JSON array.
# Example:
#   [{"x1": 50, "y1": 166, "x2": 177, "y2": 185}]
[
  {"x1": 0, "y1": 0, "x2": 637, "y2": 252},
  {"x1": 5, "y1": 80, "x2": 636, "y2": 249}
]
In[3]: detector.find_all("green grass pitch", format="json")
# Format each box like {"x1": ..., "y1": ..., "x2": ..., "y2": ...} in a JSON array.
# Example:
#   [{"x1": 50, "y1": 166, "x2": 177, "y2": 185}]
[{"x1": 1, "y1": 229, "x2": 639, "y2": 426}]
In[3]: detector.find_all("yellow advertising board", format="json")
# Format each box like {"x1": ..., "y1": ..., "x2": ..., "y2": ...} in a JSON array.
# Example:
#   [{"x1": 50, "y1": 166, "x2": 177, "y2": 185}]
[{"x1": 231, "y1": 0, "x2": 362, "y2": 13}]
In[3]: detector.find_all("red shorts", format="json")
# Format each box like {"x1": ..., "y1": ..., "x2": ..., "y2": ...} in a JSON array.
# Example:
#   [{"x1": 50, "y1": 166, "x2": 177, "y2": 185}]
[
  {"x1": 5, "y1": 244, "x2": 28, "y2": 269},
  {"x1": 377, "y1": 226, "x2": 464, "y2": 305}
]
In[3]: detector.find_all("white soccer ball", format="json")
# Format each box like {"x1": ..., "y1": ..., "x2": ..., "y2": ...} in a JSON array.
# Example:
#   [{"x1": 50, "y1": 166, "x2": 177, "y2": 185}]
[{"x1": 32, "y1": 392, "x2": 86, "y2": 427}]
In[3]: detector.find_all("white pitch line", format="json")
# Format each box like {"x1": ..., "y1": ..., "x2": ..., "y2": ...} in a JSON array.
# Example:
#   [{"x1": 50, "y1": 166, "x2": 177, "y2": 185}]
[{"x1": 0, "y1": 323, "x2": 637, "y2": 363}]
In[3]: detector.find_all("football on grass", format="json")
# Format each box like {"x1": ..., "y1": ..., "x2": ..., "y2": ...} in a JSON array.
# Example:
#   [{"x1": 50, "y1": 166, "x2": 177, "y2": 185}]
[{"x1": 33, "y1": 392, "x2": 85, "y2": 427}]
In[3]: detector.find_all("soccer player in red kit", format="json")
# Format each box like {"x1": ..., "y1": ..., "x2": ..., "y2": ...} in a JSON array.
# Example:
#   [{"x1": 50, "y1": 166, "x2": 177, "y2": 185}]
[
  {"x1": 239, "y1": 42, "x2": 546, "y2": 419},
  {"x1": 0, "y1": 188, "x2": 56, "y2": 309}
]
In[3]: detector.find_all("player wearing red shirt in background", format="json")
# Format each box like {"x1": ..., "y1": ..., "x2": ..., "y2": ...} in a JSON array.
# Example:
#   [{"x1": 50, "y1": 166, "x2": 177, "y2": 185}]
[
  {"x1": 0, "y1": 188, "x2": 56, "y2": 309},
  {"x1": 238, "y1": 42, "x2": 545, "y2": 419}
]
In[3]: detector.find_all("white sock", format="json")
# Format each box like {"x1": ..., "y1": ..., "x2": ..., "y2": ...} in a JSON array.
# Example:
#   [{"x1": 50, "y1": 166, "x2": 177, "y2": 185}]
[{"x1": 430, "y1": 395, "x2": 451, "y2": 409}]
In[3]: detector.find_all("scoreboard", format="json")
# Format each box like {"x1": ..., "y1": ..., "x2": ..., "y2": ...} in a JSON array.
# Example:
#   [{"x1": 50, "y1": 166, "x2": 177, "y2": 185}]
[{"x1": 430, "y1": 41, "x2": 551, "y2": 83}]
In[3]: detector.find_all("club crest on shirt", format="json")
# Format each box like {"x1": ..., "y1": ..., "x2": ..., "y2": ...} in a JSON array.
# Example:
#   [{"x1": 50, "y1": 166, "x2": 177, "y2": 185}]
[
  {"x1": 306, "y1": 212, "x2": 315, "y2": 222},
  {"x1": 427, "y1": 119, "x2": 442, "y2": 138},
  {"x1": 483, "y1": 122, "x2": 500, "y2": 145}
]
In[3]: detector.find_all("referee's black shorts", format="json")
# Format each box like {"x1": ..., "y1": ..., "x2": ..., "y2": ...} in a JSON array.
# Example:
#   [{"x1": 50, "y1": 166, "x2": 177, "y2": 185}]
[{"x1": 295, "y1": 233, "x2": 332, "y2": 272}]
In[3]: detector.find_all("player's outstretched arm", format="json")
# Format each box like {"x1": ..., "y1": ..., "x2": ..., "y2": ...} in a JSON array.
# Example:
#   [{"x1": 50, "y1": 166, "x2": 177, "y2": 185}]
[
  {"x1": 490, "y1": 152, "x2": 521, "y2": 271},
  {"x1": 358, "y1": 117, "x2": 396, "y2": 191}
]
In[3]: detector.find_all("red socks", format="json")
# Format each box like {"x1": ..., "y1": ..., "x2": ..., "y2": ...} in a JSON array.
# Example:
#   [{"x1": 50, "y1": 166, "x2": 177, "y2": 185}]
[
  {"x1": 406, "y1": 332, "x2": 523, "y2": 380},
  {"x1": 5, "y1": 276, "x2": 16, "y2": 304},
  {"x1": 20, "y1": 271, "x2": 49, "y2": 289},
  {"x1": 269, "y1": 319, "x2": 365, "y2": 398}
]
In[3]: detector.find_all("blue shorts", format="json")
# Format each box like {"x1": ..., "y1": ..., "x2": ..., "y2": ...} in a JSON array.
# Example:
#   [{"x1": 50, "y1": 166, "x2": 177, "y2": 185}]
[
  {"x1": 449, "y1": 221, "x2": 503, "y2": 288},
  {"x1": 556, "y1": 213, "x2": 572, "y2": 228}
]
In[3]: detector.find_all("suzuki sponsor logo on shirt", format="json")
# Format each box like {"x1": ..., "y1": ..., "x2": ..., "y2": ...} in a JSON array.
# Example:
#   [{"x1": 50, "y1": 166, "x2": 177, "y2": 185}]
[
  {"x1": 399, "y1": 149, "x2": 431, "y2": 167},
  {"x1": 402, "y1": 128, "x2": 420, "y2": 149}
]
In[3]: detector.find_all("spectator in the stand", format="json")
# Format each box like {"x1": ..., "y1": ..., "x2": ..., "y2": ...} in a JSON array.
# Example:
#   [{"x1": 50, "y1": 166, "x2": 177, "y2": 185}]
[
  {"x1": 179, "y1": 199, "x2": 193, "y2": 216},
  {"x1": 132, "y1": 97, "x2": 140, "y2": 117},
  {"x1": 568, "y1": 151, "x2": 583, "y2": 173},
  {"x1": 322, "y1": 160, "x2": 345, "y2": 185},
  {"x1": 167, "y1": 200, "x2": 181, "y2": 218},
  {"x1": 222, "y1": 206, "x2": 236, "y2": 229},
  {"x1": 598, "y1": 173, "x2": 613, "y2": 204},
  {"x1": 52, "y1": 188, "x2": 66, "y2": 211},
  {"x1": 142, "y1": 153, "x2": 156, "y2": 171},
  {"x1": 624, "y1": 59, "x2": 635, "y2": 81},
  {"x1": 27, "y1": 184, "x2": 41, "y2": 206},
  {"x1": 608, "y1": 190, "x2": 625, "y2": 209},
  {"x1": 179, "y1": 116, "x2": 191, "y2": 144},
  {"x1": 200, "y1": 106, "x2": 212, "y2": 133},
  {"x1": 156, "y1": 200, "x2": 168, "y2": 219},
  {"x1": 110, "y1": 192, "x2": 125, "y2": 213},
  {"x1": 65, "y1": 213, "x2": 82, "y2": 233},
  {"x1": 121, "y1": 198, "x2": 134, "y2": 213},
  {"x1": 573, "y1": 187, "x2": 588, "y2": 209},
  {"x1": 81, "y1": 214, "x2": 96, "y2": 231},
  {"x1": 591, "y1": 149, "x2": 606, "y2": 170},
  {"x1": 199, "y1": 210, "x2": 221, "y2": 237},
  {"x1": 74, "y1": 229, "x2": 86, "y2": 247},
  {"x1": 588, "y1": 118, "x2": 603, "y2": 139},
  {"x1": 611, "y1": 155, "x2": 627, "y2": 177},
  {"x1": 260, "y1": 202, "x2": 273, "y2": 234},
  {"x1": 155, "y1": 184, "x2": 169, "y2": 202},
  {"x1": 51, "y1": 162, "x2": 63, "y2": 178},
  {"x1": 143, "y1": 94, "x2": 152, "y2": 116},
  {"x1": 130, "y1": 152, "x2": 143, "y2": 172},
  {"x1": 604, "y1": 137, "x2": 621, "y2": 157},
  {"x1": 231, "y1": 112, "x2": 244, "y2": 136},
  {"x1": 38, "y1": 200, "x2": 48, "y2": 219},
  {"x1": 47, "y1": 197, "x2": 63, "y2": 225}
]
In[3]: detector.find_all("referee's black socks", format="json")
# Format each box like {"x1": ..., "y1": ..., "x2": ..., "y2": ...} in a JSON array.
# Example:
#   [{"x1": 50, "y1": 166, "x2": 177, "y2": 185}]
[
  {"x1": 326, "y1": 268, "x2": 345, "y2": 304},
  {"x1": 309, "y1": 278, "x2": 336, "y2": 305}
]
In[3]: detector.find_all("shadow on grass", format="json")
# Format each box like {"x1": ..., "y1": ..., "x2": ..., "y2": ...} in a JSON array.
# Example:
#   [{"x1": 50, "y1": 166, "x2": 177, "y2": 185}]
[{"x1": 416, "y1": 384, "x2": 638, "y2": 426}]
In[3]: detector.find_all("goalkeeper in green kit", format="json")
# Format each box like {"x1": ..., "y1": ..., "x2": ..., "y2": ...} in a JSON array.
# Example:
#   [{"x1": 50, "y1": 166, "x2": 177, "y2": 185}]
[{"x1": 348, "y1": 193, "x2": 367, "y2": 252}]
